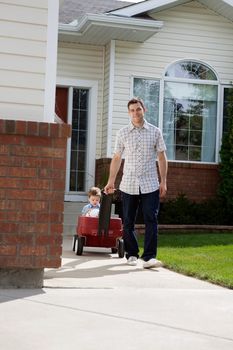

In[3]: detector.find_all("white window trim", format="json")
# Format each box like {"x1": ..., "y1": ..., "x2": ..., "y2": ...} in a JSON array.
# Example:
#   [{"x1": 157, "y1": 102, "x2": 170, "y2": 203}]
[
  {"x1": 218, "y1": 84, "x2": 233, "y2": 162},
  {"x1": 57, "y1": 77, "x2": 98, "y2": 202}
]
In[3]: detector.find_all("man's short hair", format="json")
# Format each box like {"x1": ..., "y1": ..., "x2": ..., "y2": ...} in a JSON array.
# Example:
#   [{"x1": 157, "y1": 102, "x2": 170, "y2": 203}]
[{"x1": 127, "y1": 97, "x2": 146, "y2": 111}]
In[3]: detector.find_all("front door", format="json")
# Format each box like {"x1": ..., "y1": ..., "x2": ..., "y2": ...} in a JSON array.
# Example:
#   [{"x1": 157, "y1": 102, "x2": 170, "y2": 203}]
[{"x1": 56, "y1": 82, "x2": 97, "y2": 201}]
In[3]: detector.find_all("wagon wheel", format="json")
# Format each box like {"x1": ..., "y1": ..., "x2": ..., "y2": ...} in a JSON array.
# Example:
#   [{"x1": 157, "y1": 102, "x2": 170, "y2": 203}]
[
  {"x1": 111, "y1": 247, "x2": 118, "y2": 254},
  {"x1": 72, "y1": 235, "x2": 77, "y2": 252},
  {"x1": 117, "y1": 238, "x2": 125, "y2": 258},
  {"x1": 76, "y1": 236, "x2": 85, "y2": 255}
]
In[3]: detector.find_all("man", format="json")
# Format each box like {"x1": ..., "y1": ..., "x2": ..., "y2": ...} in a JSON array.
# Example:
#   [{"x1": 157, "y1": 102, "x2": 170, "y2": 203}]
[{"x1": 104, "y1": 97, "x2": 167, "y2": 268}]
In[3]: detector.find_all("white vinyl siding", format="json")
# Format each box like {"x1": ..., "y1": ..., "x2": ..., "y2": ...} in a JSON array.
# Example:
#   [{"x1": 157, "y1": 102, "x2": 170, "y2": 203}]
[
  {"x1": 57, "y1": 42, "x2": 104, "y2": 158},
  {"x1": 0, "y1": 1, "x2": 49, "y2": 121},
  {"x1": 111, "y1": 0, "x2": 233, "y2": 153}
]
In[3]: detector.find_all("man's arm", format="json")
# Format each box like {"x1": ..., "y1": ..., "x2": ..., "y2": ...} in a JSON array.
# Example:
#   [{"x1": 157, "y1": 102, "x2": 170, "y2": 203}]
[
  {"x1": 157, "y1": 151, "x2": 168, "y2": 198},
  {"x1": 104, "y1": 153, "x2": 122, "y2": 194}
]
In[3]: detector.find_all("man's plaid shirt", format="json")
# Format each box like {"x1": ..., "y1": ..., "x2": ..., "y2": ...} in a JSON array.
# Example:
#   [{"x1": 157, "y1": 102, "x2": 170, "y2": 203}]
[{"x1": 114, "y1": 120, "x2": 166, "y2": 195}]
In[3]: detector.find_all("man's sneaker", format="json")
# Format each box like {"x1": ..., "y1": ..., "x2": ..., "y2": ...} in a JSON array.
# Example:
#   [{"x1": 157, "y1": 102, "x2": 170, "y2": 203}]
[
  {"x1": 127, "y1": 256, "x2": 138, "y2": 266},
  {"x1": 143, "y1": 258, "x2": 163, "y2": 269}
]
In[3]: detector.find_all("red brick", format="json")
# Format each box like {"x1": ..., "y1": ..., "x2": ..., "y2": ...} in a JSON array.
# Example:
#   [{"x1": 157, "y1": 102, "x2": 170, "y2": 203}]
[
  {"x1": 50, "y1": 224, "x2": 63, "y2": 234},
  {"x1": 20, "y1": 246, "x2": 47, "y2": 256},
  {"x1": 50, "y1": 169, "x2": 65, "y2": 180},
  {"x1": 0, "y1": 178, "x2": 20, "y2": 188},
  {"x1": 0, "y1": 145, "x2": 9, "y2": 155},
  {"x1": 0, "y1": 119, "x2": 5, "y2": 133},
  {"x1": 37, "y1": 212, "x2": 62, "y2": 223},
  {"x1": 60, "y1": 124, "x2": 71, "y2": 138},
  {"x1": 53, "y1": 158, "x2": 66, "y2": 169},
  {"x1": 0, "y1": 212, "x2": 6, "y2": 220},
  {"x1": 50, "y1": 123, "x2": 59, "y2": 137},
  {"x1": 11, "y1": 145, "x2": 37, "y2": 157},
  {"x1": 51, "y1": 180, "x2": 66, "y2": 191},
  {"x1": 15, "y1": 120, "x2": 27, "y2": 135},
  {"x1": 49, "y1": 246, "x2": 62, "y2": 256},
  {"x1": 24, "y1": 136, "x2": 51, "y2": 147},
  {"x1": 0, "y1": 135, "x2": 22, "y2": 145},
  {"x1": 36, "y1": 235, "x2": 62, "y2": 245},
  {"x1": 1, "y1": 234, "x2": 33, "y2": 245},
  {"x1": 21, "y1": 200, "x2": 49, "y2": 212},
  {"x1": 5, "y1": 120, "x2": 16, "y2": 134},
  {"x1": 0, "y1": 167, "x2": 7, "y2": 176},
  {"x1": 21, "y1": 179, "x2": 50, "y2": 190},
  {"x1": 0, "y1": 223, "x2": 19, "y2": 233},
  {"x1": 39, "y1": 123, "x2": 50, "y2": 137},
  {"x1": 53, "y1": 138, "x2": 67, "y2": 148},
  {"x1": 0, "y1": 245, "x2": 17, "y2": 255},
  {"x1": 27, "y1": 122, "x2": 39, "y2": 136},
  {"x1": 7, "y1": 190, "x2": 37, "y2": 200},
  {"x1": 37, "y1": 191, "x2": 64, "y2": 201},
  {"x1": 0, "y1": 199, "x2": 18, "y2": 210},
  {"x1": 20, "y1": 223, "x2": 49, "y2": 234},
  {"x1": 34, "y1": 257, "x2": 61, "y2": 268},
  {"x1": 50, "y1": 201, "x2": 64, "y2": 212},
  {"x1": 8, "y1": 167, "x2": 36, "y2": 178}
]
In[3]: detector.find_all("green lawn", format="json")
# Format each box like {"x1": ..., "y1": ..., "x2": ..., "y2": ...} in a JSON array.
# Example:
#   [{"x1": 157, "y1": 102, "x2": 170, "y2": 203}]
[{"x1": 138, "y1": 233, "x2": 233, "y2": 289}]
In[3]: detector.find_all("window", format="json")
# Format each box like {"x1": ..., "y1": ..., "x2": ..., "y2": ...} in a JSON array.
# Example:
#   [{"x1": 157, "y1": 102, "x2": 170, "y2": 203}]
[
  {"x1": 70, "y1": 88, "x2": 89, "y2": 191},
  {"x1": 163, "y1": 61, "x2": 218, "y2": 162},
  {"x1": 165, "y1": 61, "x2": 217, "y2": 80},
  {"x1": 133, "y1": 78, "x2": 160, "y2": 126},
  {"x1": 133, "y1": 61, "x2": 219, "y2": 163}
]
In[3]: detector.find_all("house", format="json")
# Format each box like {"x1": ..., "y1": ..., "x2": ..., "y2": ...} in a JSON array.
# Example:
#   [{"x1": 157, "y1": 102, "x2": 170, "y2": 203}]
[{"x1": 57, "y1": 0, "x2": 233, "y2": 209}]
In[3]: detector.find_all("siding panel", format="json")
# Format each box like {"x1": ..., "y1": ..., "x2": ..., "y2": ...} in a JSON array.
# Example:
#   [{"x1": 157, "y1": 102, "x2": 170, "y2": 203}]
[
  {"x1": 0, "y1": 3, "x2": 48, "y2": 25},
  {"x1": 0, "y1": 2, "x2": 49, "y2": 121}
]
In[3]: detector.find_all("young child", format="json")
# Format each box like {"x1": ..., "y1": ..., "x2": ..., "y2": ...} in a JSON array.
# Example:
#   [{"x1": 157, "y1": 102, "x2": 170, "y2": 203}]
[{"x1": 81, "y1": 187, "x2": 101, "y2": 217}]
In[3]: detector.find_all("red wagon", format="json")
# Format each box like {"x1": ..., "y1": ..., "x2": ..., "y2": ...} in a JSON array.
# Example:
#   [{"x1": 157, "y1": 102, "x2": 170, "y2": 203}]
[{"x1": 72, "y1": 193, "x2": 124, "y2": 258}]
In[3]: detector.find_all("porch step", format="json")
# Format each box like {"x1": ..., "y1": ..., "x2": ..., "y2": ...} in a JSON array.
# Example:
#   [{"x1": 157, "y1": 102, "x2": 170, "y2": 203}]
[{"x1": 63, "y1": 201, "x2": 87, "y2": 237}]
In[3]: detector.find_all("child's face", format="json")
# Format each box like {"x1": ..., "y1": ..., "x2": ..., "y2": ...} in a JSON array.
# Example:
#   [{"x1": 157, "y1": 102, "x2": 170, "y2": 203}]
[{"x1": 89, "y1": 195, "x2": 100, "y2": 206}]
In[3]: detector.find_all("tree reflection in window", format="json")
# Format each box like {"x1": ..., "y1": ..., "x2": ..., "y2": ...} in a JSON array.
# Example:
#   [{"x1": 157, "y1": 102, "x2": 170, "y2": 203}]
[
  {"x1": 166, "y1": 61, "x2": 217, "y2": 80},
  {"x1": 163, "y1": 61, "x2": 218, "y2": 163}
]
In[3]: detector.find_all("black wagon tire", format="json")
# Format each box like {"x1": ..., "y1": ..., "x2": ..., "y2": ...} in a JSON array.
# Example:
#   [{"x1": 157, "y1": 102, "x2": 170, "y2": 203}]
[
  {"x1": 76, "y1": 236, "x2": 85, "y2": 255},
  {"x1": 72, "y1": 235, "x2": 77, "y2": 252},
  {"x1": 118, "y1": 238, "x2": 125, "y2": 258},
  {"x1": 111, "y1": 247, "x2": 118, "y2": 254}
]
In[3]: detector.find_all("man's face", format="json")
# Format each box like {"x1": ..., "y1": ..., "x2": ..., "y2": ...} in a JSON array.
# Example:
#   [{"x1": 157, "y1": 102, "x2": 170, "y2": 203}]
[{"x1": 128, "y1": 102, "x2": 144, "y2": 125}]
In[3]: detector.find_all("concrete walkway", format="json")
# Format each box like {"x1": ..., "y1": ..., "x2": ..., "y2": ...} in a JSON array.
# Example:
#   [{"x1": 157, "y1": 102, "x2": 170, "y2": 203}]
[{"x1": 0, "y1": 237, "x2": 233, "y2": 350}]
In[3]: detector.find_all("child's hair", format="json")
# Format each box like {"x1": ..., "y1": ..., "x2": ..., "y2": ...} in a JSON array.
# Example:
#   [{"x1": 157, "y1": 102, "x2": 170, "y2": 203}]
[{"x1": 88, "y1": 186, "x2": 101, "y2": 198}]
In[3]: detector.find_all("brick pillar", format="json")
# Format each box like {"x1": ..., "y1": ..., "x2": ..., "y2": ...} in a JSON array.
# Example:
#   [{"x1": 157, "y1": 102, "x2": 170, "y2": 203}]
[{"x1": 0, "y1": 120, "x2": 70, "y2": 288}]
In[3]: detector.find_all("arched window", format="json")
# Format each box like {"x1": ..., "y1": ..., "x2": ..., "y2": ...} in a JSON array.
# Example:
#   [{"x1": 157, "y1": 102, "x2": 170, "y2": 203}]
[{"x1": 163, "y1": 60, "x2": 218, "y2": 162}]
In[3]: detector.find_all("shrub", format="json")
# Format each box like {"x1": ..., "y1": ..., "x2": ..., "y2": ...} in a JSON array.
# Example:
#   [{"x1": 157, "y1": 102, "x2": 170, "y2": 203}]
[{"x1": 158, "y1": 194, "x2": 233, "y2": 225}]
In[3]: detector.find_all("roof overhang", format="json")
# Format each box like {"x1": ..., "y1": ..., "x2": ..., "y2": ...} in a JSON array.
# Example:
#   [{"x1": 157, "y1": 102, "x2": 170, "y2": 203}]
[
  {"x1": 109, "y1": 0, "x2": 233, "y2": 22},
  {"x1": 58, "y1": 13, "x2": 163, "y2": 45}
]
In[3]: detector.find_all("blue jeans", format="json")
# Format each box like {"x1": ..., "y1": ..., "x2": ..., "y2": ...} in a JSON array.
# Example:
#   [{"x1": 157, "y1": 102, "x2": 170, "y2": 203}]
[{"x1": 122, "y1": 190, "x2": 160, "y2": 261}]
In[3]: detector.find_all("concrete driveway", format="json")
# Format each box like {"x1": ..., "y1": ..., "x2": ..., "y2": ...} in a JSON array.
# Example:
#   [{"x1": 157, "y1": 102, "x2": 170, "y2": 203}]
[{"x1": 0, "y1": 237, "x2": 233, "y2": 350}]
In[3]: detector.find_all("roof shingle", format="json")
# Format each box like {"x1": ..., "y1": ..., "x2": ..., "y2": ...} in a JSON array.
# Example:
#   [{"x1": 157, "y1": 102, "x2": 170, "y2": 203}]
[{"x1": 59, "y1": 0, "x2": 136, "y2": 24}]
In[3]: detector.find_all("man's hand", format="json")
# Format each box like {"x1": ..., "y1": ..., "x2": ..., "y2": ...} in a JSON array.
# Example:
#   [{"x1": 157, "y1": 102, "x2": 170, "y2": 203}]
[
  {"x1": 159, "y1": 181, "x2": 167, "y2": 198},
  {"x1": 104, "y1": 182, "x2": 115, "y2": 194}
]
